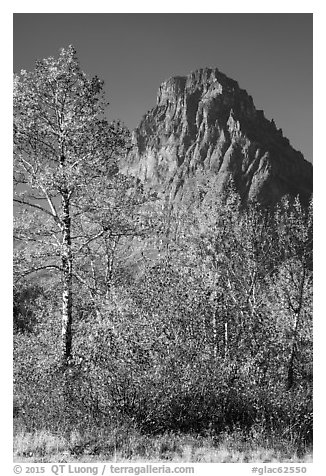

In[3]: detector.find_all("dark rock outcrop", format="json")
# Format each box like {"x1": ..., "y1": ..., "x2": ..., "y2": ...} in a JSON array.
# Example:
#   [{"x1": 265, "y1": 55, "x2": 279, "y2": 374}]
[{"x1": 121, "y1": 68, "x2": 312, "y2": 205}]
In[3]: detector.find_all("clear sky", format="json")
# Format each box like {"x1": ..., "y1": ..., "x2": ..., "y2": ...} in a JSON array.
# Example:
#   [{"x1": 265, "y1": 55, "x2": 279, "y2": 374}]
[{"x1": 13, "y1": 13, "x2": 313, "y2": 162}]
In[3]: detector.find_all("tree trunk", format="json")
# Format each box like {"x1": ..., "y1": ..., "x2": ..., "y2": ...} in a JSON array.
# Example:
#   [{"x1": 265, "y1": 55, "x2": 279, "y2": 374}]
[
  {"x1": 224, "y1": 321, "x2": 228, "y2": 359},
  {"x1": 287, "y1": 346, "x2": 295, "y2": 390},
  {"x1": 61, "y1": 191, "x2": 73, "y2": 366},
  {"x1": 212, "y1": 309, "x2": 218, "y2": 359},
  {"x1": 287, "y1": 313, "x2": 299, "y2": 391},
  {"x1": 286, "y1": 266, "x2": 306, "y2": 390}
]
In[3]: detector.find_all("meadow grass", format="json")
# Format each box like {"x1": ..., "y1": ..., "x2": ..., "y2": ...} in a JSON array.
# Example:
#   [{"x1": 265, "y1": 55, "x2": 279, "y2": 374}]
[{"x1": 13, "y1": 425, "x2": 313, "y2": 463}]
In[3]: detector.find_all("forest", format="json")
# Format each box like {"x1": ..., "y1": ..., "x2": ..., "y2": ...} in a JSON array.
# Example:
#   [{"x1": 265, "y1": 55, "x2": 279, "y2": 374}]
[{"x1": 13, "y1": 46, "x2": 313, "y2": 463}]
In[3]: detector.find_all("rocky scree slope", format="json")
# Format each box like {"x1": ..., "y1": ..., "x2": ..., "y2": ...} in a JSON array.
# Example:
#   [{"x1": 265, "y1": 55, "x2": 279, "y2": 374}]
[{"x1": 121, "y1": 68, "x2": 312, "y2": 205}]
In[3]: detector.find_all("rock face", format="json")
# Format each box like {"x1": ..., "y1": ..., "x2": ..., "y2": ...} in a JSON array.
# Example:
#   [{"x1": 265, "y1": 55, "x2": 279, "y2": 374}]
[{"x1": 121, "y1": 68, "x2": 312, "y2": 205}]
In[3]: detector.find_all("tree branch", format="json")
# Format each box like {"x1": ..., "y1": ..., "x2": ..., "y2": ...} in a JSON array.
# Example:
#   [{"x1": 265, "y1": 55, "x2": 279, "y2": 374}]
[
  {"x1": 38, "y1": 184, "x2": 61, "y2": 224},
  {"x1": 14, "y1": 198, "x2": 62, "y2": 229},
  {"x1": 15, "y1": 264, "x2": 62, "y2": 281},
  {"x1": 14, "y1": 198, "x2": 56, "y2": 216},
  {"x1": 76, "y1": 229, "x2": 106, "y2": 253}
]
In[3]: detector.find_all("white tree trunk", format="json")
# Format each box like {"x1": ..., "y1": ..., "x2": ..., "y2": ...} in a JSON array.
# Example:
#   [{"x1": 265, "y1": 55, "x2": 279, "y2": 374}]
[{"x1": 61, "y1": 192, "x2": 73, "y2": 366}]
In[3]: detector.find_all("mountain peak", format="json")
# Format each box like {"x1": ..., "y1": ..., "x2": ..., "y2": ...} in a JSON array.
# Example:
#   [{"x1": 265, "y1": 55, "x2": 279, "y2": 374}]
[{"x1": 122, "y1": 68, "x2": 312, "y2": 205}]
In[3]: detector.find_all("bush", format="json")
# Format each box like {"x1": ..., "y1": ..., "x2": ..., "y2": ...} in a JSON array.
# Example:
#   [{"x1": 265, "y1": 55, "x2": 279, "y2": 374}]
[{"x1": 13, "y1": 196, "x2": 312, "y2": 455}]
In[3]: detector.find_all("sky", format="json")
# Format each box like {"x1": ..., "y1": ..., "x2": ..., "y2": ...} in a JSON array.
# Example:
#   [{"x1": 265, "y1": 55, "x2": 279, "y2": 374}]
[{"x1": 13, "y1": 13, "x2": 313, "y2": 161}]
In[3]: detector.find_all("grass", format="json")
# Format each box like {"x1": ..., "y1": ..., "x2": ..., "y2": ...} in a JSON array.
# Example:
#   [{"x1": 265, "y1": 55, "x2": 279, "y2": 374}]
[{"x1": 13, "y1": 426, "x2": 313, "y2": 463}]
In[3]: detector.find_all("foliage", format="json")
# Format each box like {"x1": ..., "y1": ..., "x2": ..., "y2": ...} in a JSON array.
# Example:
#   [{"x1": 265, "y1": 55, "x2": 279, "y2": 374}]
[
  {"x1": 13, "y1": 46, "x2": 150, "y2": 363},
  {"x1": 13, "y1": 48, "x2": 312, "y2": 460},
  {"x1": 14, "y1": 184, "x2": 312, "y2": 454}
]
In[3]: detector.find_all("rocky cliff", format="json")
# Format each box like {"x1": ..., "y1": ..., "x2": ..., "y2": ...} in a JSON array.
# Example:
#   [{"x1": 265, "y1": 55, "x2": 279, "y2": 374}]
[{"x1": 121, "y1": 68, "x2": 312, "y2": 205}]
